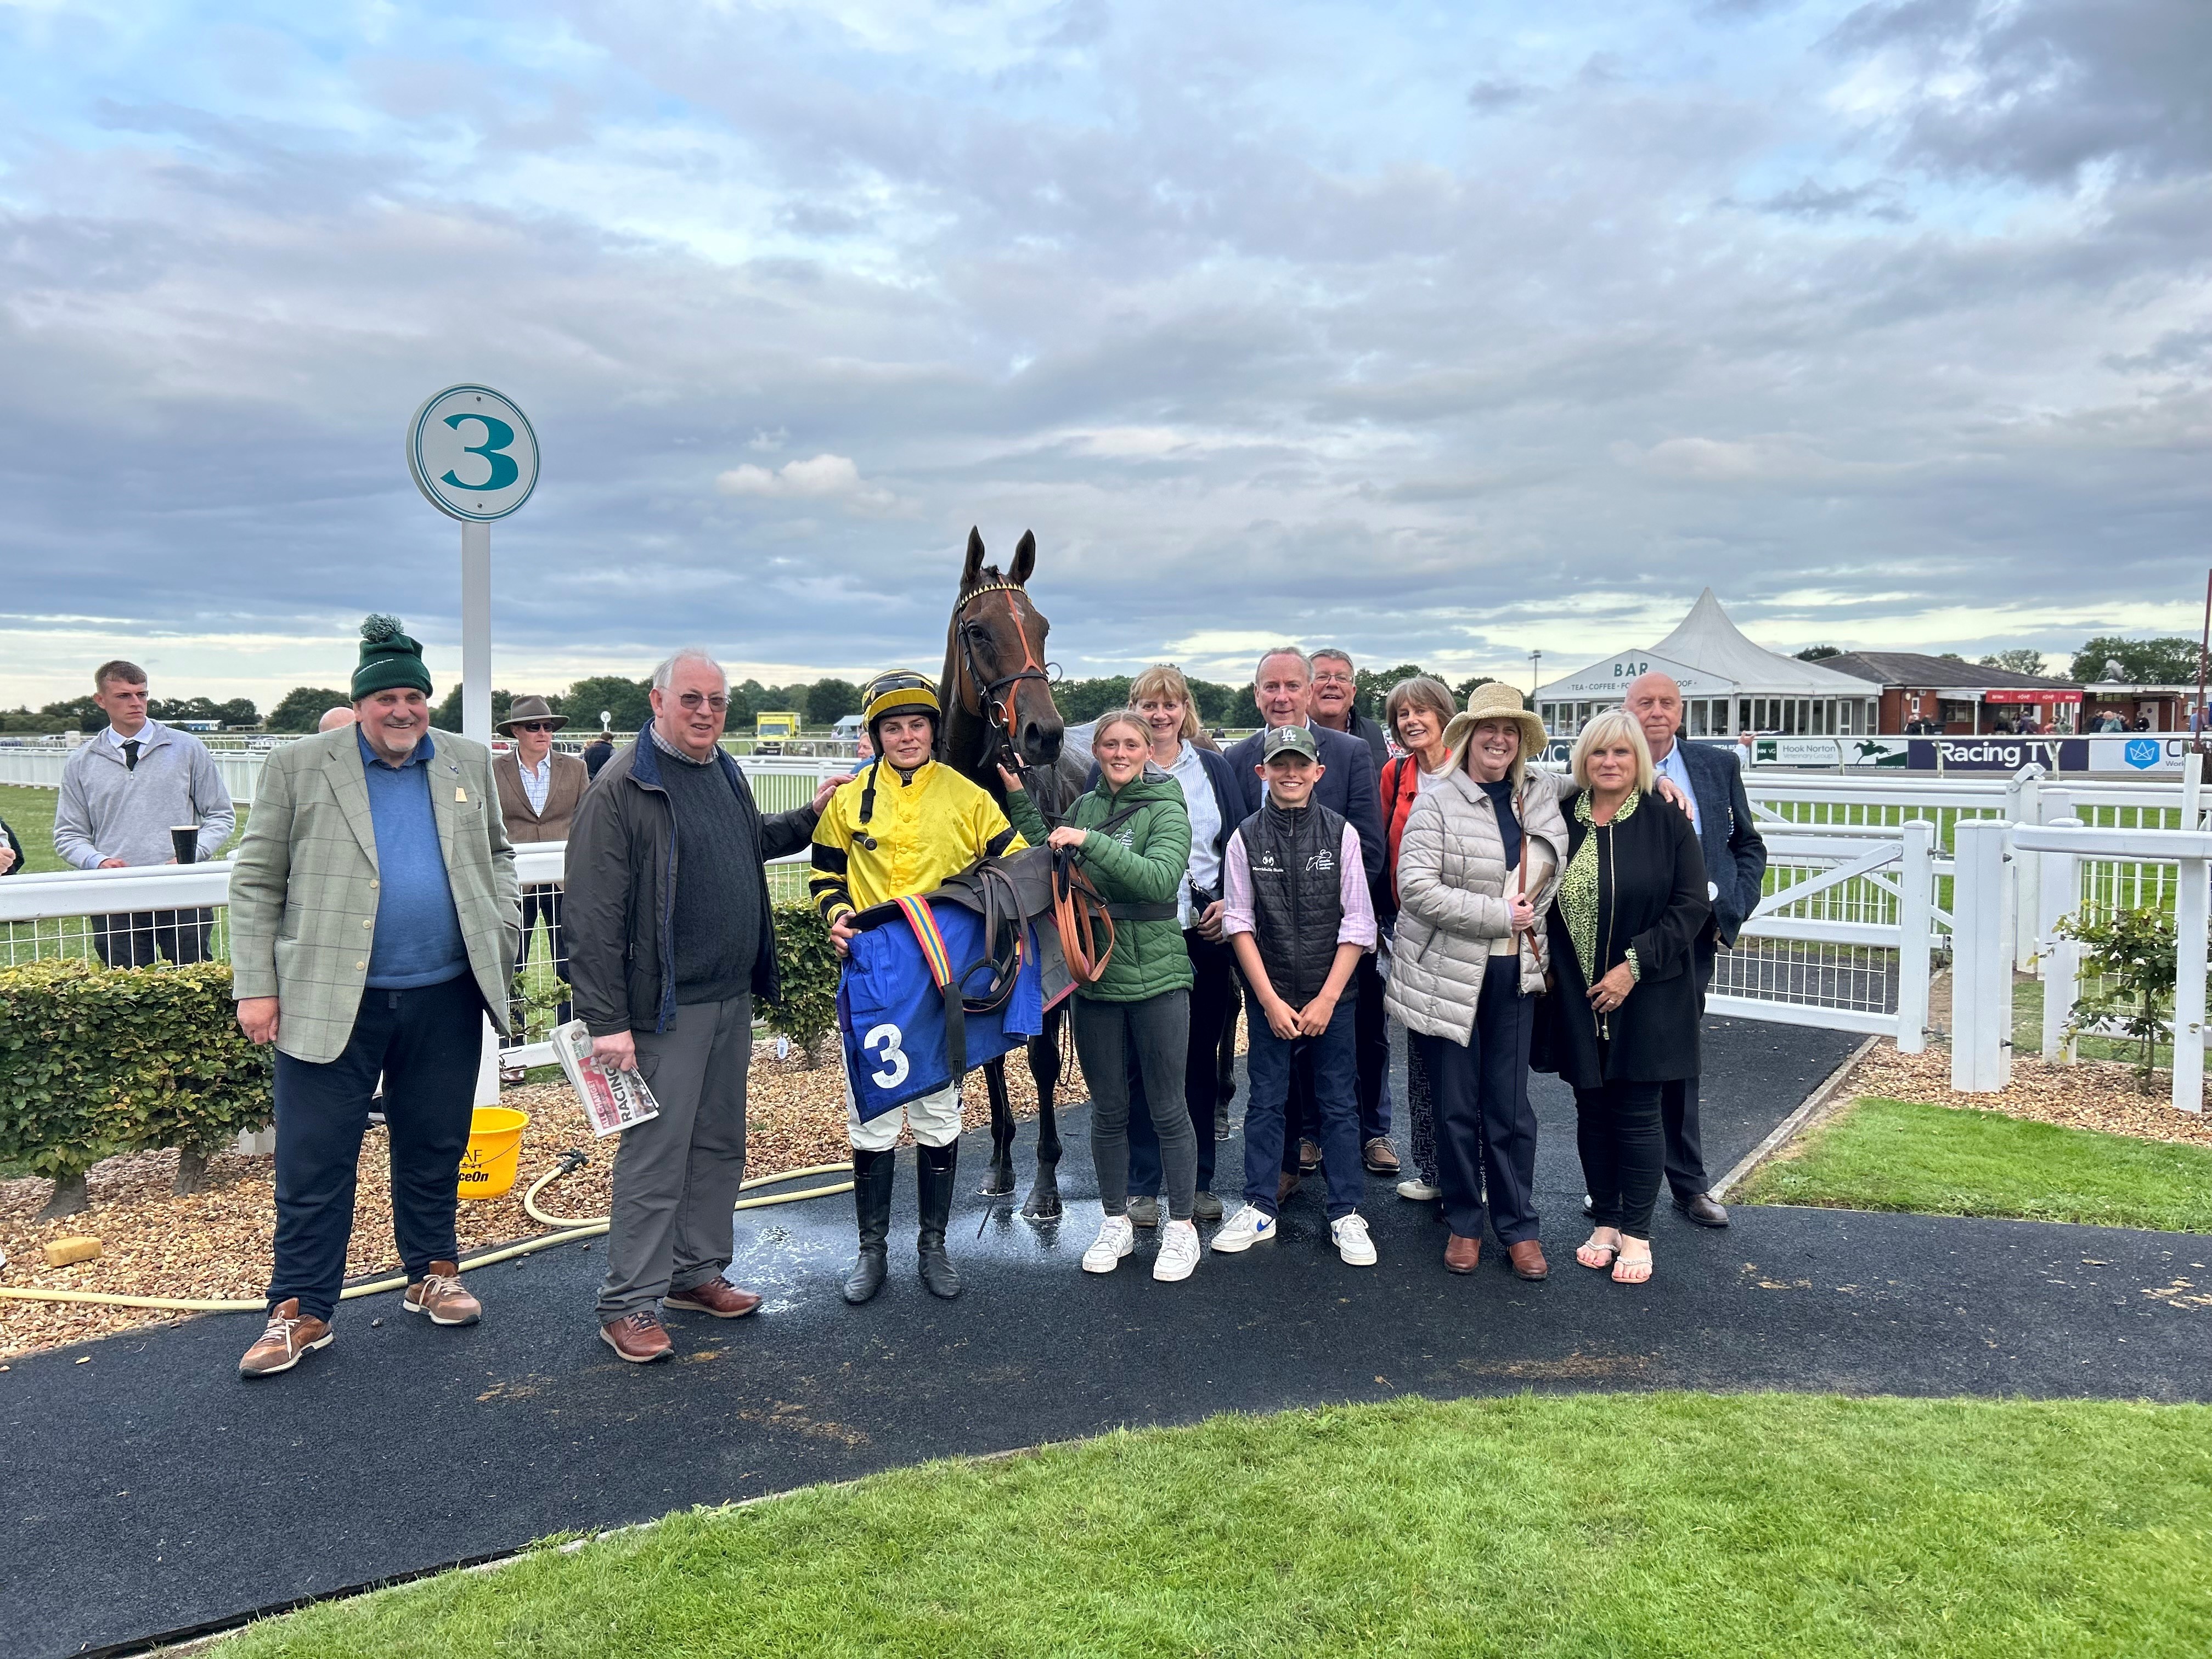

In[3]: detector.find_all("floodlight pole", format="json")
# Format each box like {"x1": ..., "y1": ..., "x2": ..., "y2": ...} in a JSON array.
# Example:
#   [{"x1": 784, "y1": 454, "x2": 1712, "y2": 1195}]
[
  {"x1": 462, "y1": 522, "x2": 492, "y2": 745},
  {"x1": 1528, "y1": 649, "x2": 1542, "y2": 698}
]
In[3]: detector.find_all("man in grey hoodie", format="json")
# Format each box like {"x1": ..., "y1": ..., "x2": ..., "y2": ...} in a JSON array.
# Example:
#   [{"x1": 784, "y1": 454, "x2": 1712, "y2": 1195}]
[{"x1": 54, "y1": 659, "x2": 236, "y2": 966}]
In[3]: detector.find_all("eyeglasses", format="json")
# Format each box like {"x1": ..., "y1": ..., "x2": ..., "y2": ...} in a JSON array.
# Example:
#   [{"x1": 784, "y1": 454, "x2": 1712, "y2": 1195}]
[
  {"x1": 1311, "y1": 671, "x2": 1355, "y2": 686},
  {"x1": 512, "y1": 721, "x2": 557, "y2": 732},
  {"x1": 675, "y1": 693, "x2": 729, "y2": 713}
]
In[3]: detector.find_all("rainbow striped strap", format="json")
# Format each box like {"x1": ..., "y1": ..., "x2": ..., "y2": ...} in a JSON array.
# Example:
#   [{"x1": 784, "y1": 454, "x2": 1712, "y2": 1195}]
[{"x1": 896, "y1": 895, "x2": 954, "y2": 991}]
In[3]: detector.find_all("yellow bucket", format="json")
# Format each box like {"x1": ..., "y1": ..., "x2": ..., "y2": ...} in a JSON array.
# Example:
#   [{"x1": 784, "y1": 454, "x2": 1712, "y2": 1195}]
[{"x1": 458, "y1": 1107, "x2": 530, "y2": 1201}]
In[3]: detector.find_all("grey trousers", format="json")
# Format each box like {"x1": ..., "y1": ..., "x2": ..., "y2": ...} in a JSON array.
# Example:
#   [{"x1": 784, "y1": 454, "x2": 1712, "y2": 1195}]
[
  {"x1": 1075, "y1": 990, "x2": 1198, "y2": 1221},
  {"x1": 596, "y1": 994, "x2": 752, "y2": 1322}
]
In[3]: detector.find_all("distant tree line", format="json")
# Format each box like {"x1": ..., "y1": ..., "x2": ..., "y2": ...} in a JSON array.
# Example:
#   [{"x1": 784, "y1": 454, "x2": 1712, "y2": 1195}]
[{"x1": 0, "y1": 694, "x2": 259, "y2": 735}]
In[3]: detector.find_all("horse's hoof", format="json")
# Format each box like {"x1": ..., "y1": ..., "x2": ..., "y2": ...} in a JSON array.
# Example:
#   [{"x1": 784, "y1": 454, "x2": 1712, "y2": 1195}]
[
  {"x1": 1022, "y1": 1186, "x2": 1063, "y2": 1221},
  {"x1": 978, "y1": 1166, "x2": 1016, "y2": 1198}
]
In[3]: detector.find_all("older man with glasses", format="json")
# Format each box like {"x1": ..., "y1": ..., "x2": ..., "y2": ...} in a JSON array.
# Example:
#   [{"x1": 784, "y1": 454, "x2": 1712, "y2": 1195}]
[
  {"x1": 565, "y1": 650, "x2": 847, "y2": 1363},
  {"x1": 493, "y1": 695, "x2": 588, "y2": 1043}
]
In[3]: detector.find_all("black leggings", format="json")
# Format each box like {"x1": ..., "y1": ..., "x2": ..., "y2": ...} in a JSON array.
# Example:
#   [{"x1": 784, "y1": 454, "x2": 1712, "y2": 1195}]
[{"x1": 1575, "y1": 1080, "x2": 1664, "y2": 1238}]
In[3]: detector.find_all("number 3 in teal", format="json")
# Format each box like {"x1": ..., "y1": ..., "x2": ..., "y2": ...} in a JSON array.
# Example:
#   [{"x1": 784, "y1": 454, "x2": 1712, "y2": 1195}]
[{"x1": 441, "y1": 414, "x2": 519, "y2": 492}]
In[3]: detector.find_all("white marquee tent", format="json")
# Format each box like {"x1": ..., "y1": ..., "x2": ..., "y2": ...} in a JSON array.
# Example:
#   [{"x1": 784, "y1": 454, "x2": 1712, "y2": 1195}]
[{"x1": 1534, "y1": 589, "x2": 1881, "y2": 740}]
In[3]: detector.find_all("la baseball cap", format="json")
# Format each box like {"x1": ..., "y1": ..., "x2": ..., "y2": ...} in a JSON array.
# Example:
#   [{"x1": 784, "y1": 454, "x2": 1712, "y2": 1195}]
[{"x1": 1261, "y1": 725, "x2": 1319, "y2": 763}]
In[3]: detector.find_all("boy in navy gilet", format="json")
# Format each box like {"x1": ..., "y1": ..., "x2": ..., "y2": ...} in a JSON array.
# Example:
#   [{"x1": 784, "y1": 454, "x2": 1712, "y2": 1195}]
[{"x1": 1210, "y1": 726, "x2": 1380, "y2": 1266}]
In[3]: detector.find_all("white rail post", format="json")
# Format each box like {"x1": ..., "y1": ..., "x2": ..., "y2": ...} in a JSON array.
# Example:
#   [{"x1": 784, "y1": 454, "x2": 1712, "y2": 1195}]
[
  {"x1": 1895, "y1": 819, "x2": 1933, "y2": 1054},
  {"x1": 2038, "y1": 815, "x2": 2081, "y2": 1063},
  {"x1": 2012, "y1": 771, "x2": 2044, "y2": 970},
  {"x1": 2185, "y1": 749, "x2": 2204, "y2": 832},
  {"x1": 1950, "y1": 819, "x2": 2013, "y2": 1092},
  {"x1": 2174, "y1": 852, "x2": 2207, "y2": 1114}
]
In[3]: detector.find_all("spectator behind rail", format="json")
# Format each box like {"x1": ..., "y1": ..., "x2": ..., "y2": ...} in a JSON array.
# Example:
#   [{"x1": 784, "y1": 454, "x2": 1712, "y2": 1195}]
[{"x1": 53, "y1": 658, "x2": 235, "y2": 966}]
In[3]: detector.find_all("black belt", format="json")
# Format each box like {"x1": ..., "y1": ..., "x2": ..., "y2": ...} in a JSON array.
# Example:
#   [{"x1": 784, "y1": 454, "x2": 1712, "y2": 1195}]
[{"x1": 1105, "y1": 901, "x2": 1178, "y2": 922}]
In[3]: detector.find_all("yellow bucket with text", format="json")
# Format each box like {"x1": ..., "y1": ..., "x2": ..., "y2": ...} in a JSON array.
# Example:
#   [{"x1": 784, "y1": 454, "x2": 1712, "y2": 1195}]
[{"x1": 457, "y1": 1107, "x2": 530, "y2": 1201}]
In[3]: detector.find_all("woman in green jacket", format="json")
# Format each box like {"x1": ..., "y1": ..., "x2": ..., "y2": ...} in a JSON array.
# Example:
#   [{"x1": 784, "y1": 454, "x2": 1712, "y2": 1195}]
[{"x1": 1002, "y1": 710, "x2": 1200, "y2": 1282}]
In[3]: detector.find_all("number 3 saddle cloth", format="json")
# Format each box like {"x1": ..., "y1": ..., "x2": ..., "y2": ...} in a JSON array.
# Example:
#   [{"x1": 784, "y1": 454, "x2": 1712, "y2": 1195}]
[{"x1": 837, "y1": 887, "x2": 1050, "y2": 1121}]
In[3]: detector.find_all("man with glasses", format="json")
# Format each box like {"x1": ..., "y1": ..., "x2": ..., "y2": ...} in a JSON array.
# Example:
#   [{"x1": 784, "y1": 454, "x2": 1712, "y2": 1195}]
[
  {"x1": 565, "y1": 650, "x2": 847, "y2": 1363},
  {"x1": 493, "y1": 695, "x2": 587, "y2": 1042},
  {"x1": 1308, "y1": 648, "x2": 1390, "y2": 771}
]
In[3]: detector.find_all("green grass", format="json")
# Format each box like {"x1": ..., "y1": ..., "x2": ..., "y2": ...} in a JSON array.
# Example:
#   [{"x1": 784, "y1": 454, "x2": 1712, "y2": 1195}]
[
  {"x1": 2011, "y1": 977, "x2": 2205, "y2": 1075},
  {"x1": 1740, "y1": 1096, "x2": 2212, "y2": 1232},
  {"x1": 220, "y1": 1393, "x2": 2211, "y2": 1658},
  {"x1": 0, "y1": 782, "x2": 249, "y2": 877}
]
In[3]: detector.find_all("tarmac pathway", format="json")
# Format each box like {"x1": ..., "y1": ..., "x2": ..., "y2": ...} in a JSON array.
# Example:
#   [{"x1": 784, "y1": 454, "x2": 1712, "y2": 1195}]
[{"x1": 6, "y1": 1019, "x2": 2210, "y2": 1658}]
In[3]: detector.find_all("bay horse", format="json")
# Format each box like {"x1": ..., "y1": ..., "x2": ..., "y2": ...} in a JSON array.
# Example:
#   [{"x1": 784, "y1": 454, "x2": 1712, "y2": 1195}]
[{"x1": 936, "y1": 527, "x2": 1088, "y2": 1219}]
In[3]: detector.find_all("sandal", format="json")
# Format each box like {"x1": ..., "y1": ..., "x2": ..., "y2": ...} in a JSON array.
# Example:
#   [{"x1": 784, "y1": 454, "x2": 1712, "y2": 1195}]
[
  {"x1": 1575, "y1": 1230, "x2": 1620, "y2": 1271},
  {"x1": 1611, "y1": 1243, "x2": 1654, "y2": 1285}
]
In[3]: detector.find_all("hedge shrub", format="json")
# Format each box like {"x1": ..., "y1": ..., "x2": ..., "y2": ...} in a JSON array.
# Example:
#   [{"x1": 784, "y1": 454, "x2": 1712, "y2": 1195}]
[
  {"x1": 764, "y1": 900, "x2": 839, "y2": 1064},
  {"x1": 0, "y1": 959, "x2": 274, "y2": 1181}
]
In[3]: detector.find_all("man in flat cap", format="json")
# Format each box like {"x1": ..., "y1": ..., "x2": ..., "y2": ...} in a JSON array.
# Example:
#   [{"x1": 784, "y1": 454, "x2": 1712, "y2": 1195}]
[
  {"x1": 228, "y1": 615, "x2": 520, "y2": 1380},
  {"x1": 495, "y1": 695, "x2": 588, "y2": 1042}
]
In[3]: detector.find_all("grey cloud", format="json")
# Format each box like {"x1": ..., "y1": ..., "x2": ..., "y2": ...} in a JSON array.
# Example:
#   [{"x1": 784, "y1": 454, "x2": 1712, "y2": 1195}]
[
  {"x1": 1466, "y1": 78, "x2": 1536, "y2": 114},
  {"x1": 1741, "y1": 178, "x2": 1911, "y2": 222}
]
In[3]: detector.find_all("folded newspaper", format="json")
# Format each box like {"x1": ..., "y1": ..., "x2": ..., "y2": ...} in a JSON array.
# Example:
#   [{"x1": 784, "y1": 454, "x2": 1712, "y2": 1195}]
[{"x1": 550, "y1": 1019, "x2": 662, "y2": 1137}]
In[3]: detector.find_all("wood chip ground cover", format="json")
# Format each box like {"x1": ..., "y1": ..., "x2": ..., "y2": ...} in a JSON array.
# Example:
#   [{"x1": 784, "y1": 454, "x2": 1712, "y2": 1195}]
[
  {"x1": 0, "y1": 1037, "x2": 1090, "y2": 1361},
  {"x1": 1846, "y1": 1042, "x2": 2212, "y2": 1148}
]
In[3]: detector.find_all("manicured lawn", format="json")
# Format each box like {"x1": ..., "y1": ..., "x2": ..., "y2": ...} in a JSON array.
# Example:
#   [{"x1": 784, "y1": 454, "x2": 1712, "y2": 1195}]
[
  {"x1": 224, "y1": 1393, "x2": 2210, "y2": 1658},
  {"x1": 1740, "y1": 1096, "x2": 2212, "y2": 1232}
]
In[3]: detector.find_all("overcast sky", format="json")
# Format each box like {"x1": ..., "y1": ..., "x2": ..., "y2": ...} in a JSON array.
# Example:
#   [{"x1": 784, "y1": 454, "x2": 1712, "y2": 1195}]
[{"x1": 3, "y1": 0, "x2": 2208, "y2": 708}]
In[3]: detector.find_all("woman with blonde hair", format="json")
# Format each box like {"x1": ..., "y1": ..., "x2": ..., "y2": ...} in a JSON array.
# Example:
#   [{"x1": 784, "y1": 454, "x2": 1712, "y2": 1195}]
[
  {"x1": 1541, "y1": 709, "x2": 1711, "y2": 1287},
  {"x1": 1120, "y1": 664, "x2": 1244, "y2": 1223},
  {"x1": 1376, "y1": 674, "x2": 1459, "y2": 1205},
  {"x1": 1384, "y1": 682, "x2": 1568, "y2": 1278}
]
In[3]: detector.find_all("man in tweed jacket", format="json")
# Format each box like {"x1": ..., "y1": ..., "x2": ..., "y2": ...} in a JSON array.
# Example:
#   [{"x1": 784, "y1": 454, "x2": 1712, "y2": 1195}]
[{"x1": 228, "y1": 616, "x2": 520, "y2": 1379}]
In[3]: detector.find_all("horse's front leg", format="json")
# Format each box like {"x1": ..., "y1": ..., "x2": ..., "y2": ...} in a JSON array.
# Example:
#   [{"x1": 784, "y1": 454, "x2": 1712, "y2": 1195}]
[
  {"x1": 979, "y1": 1056, "x2": 1018, "y2": 1196},
  {"x1": 1023, "y1": 1004, "x2": 1065, "y2": 1220}
]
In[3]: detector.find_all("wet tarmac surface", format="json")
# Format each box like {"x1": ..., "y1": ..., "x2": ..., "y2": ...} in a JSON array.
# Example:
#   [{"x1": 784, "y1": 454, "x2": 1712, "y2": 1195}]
[{"x1": 7, "y1": 1018, "x2": 2210, "y2": 1657}]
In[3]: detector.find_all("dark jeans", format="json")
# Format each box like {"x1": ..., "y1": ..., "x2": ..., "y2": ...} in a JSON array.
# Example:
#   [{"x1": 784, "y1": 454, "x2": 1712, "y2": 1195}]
[
  {"x1": 1076, "y1": 991, "x2": 1197, "y2": 1221},
  {"x1": 1243, "y1": 998, "x2": 1362, "y2": 1220},
  {"x1": 504, "y1": 884, "x2": 569, "y2": 1047},
  {"x1": 1413, "y1": 958, "x2": 1539, "y2": 1245},
  {"x1": 1278, "y1": 952, "x2": 1388, "y2": 1173},
  {"x1": 1576, "y1": 1079, "x2": 1664, "y2": 1238},
  {"x1": 1128, "y1": 929, "x2": 1238, "y2": 1197},
  {"x1": 93, "y1": 908, "x2": 213, "y2": 968},
  {"x1": 268, "y1": 974, "x2": 484, "y2": 1323}
]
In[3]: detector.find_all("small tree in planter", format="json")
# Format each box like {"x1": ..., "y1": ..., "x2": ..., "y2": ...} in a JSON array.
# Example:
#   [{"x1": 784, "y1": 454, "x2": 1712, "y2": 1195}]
[{"x1": 2054, "y1": 905, "x2": 2181, "y2": 1092}]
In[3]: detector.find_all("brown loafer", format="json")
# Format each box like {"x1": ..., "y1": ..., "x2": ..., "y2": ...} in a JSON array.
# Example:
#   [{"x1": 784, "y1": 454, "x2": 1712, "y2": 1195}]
[
  {"x1": 403, "y1": 1260, "x2": 481, "y2": 1326},
  {"x1": 1443, "y1": 1234, "x2": 1481, "y2": 1274},
  {"x1": 1362, "y1": 1137, "x2": 1400, "y2": 1176},
  {"x1": 1297, "y1": 1138, "x2": 1321, "y2": 1174},
  {"x1": 664, "y1": 1278, "x2": 761, "y2": 1318},
  {"x1": 238, "y1": 1299, "x2": 331, "y2": 1379},
  {"x1": 1508, "y1": 1240, "x2": 1549, "y2": 1282},
  {"x1": 1276, "y1": 1170, "x2": 1302, "y2": 1204},
  {"x1": 600, "y1": 1311, "x2": 675, "y2": 1363}
]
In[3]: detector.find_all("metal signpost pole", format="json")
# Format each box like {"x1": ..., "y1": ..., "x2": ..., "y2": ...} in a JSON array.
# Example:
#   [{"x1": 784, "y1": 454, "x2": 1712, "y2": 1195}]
[{"x1": 406, "y1": 383, "x2": 541, "y2": 1107}]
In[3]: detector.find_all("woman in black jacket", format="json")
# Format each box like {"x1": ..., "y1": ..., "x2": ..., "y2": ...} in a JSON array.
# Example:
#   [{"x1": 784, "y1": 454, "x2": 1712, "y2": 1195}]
[{"x1": 1543, "y1": 709, "x2": 1711, "y2": 1285}]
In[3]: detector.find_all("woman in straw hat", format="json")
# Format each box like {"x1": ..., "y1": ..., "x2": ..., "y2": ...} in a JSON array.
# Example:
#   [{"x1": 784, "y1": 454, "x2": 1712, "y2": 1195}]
[
  {"x1": 1542, "y1": 709, "x2": 1711, "y2": 1288},
  {"x1": 1382, "y1": 682, "x2": 1568, "y2": 1280}
]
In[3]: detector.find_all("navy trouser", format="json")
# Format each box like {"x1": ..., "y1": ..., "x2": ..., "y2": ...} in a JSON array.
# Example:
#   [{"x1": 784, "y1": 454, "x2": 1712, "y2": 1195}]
[
  {"x1": 1127, "y1": 929, "x2": 1237, "y2": 1197},
  {"x1": 1277, "y1": 950, "x2": 1391, "y2": 1173},
  {"x1": 1412, "y1": 957, "x2": 1539, "y2": 1245},
  {"x1": 1243, "y1": 997, "x2": 1362, "y2": 1221},
  {"x1": 268, "y1": 974, "x2": 483, "y2": 1323},
  {"x1": 1661, "y1": 945, "x2": 1716, "y2": 1200}
]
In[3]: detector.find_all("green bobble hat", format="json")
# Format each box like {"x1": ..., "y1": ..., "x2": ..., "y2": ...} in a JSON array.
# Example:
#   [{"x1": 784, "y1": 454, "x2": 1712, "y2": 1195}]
[{"x1": 352, "y1": 614, "x2": 434, "y2": 701}]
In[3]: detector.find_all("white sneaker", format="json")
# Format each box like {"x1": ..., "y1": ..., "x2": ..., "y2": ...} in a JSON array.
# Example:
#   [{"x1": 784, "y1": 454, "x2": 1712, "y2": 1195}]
[
  {"x1": 1396, "y1": 1178, "x2": 1441, "y2": 1201},
  {"x1": 1153, "y1": 1219, "x2": 1201, "y2": 1282},
  {"x1": 1082, "y1": 1214, "x2": 1136, "y2": 1274},
  {"x1": 1211, "y1": 1205, "x2": 1277, "y2": 1254},
  {"x1": 1331, "y1": 1212, "x2": 1378, "y2": 1267}
]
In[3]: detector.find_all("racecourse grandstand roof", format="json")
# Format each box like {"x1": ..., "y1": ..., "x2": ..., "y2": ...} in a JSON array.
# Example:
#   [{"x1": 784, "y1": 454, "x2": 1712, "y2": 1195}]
[{"x1": 1822, "y1": 652, "x2": 2078, "y2": 691}]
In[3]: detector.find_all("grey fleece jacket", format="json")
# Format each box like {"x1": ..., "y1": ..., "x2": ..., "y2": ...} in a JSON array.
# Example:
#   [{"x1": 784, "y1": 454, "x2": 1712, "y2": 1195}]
[{"x1": 54, "y1": 721, "x2": 236, "y2": 868}]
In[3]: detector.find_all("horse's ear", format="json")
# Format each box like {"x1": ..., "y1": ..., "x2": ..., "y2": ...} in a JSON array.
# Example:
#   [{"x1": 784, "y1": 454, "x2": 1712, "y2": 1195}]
[
  {"x1": 962, "y1": 527, "x2": 986, "y2": 587},
  {"x1": 1010, "y1": 529, "x2": 1036, "y2": 585}
]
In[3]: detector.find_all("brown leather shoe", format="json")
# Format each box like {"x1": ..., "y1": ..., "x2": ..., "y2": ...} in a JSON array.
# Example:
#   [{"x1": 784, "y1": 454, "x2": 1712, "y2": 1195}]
[
  {"x1": 1508, "y1": 1240, "x2": 1549, "y2": 1282},
  {"x1": 403, "y1": 1261, "x2": 481, "y2": 1326},
  {"x1": 600, "y1": 1311, "x2": 674, "y2": 1363},
  {"x1": 1362, "y1": 1137, "x2": 1401, "y2": 1176},
  {"x1": 664, "y1": 1278, "x2": 761, "y2": 1318},
  {"x1": 1276, "y1": 1170, "x2": 1302, "y2": 1204},
  {"x1": 1297, "y1": 1138, "x2": 1321, "y2": 1174},
  {"x1": 1675, "y1": 1193, "x2": 1730, "y2": 1228},
  {"x1": 238, "y1": 1299, "x2": 331, "y2": 1378},
  {"x1": 1443, "y1": 1234, "x2": 1481, "y2": 1273}
]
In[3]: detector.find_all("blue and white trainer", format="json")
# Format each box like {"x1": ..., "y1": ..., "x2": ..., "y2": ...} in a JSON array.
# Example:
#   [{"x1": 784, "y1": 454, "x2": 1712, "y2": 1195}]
[{"x1": 1211, "y1": 1205, "x2": 1277, "y2": 1254}]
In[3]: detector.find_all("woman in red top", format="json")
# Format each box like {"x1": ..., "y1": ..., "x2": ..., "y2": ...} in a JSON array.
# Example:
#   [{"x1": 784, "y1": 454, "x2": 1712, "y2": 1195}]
[{"x1": 1379, "y1": 675, "x2": 1460, "y2": 1203}]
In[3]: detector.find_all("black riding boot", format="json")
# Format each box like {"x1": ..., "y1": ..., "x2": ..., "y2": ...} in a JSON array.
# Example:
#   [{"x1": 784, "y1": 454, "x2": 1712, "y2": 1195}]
[
  {"x1": 915, "y1": 1142, "x2": 963, "y2": 1300},
  {"x1": 843, "y1": 1147, "x2": 895, "y2": 1305}
]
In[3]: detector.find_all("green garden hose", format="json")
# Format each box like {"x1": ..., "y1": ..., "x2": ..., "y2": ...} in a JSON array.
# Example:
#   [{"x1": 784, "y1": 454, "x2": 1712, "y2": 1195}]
[{"x1": 0, "y1": 1154, "x2": 854, "y2": 1314}]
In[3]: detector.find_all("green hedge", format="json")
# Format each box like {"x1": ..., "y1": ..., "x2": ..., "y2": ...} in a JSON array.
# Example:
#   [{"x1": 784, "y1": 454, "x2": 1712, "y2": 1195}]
[
  {"x1": 0, "y1": 960, "x2": 274, "y2": 1181},
  {"x1": 764, "y1": 900, "x2": 839, "y2": 1063}
]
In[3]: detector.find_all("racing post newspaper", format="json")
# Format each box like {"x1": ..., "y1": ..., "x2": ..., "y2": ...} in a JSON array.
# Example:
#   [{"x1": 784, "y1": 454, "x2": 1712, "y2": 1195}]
[{"x1": 550, "y1": 1018, "x2": 662, "y2": 1137}]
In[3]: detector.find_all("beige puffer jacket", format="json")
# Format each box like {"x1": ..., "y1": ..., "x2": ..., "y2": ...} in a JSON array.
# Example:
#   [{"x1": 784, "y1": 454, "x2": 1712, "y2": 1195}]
[{"x1": 1384, "y1": 769, "x2": 1568, "y2": 1043}]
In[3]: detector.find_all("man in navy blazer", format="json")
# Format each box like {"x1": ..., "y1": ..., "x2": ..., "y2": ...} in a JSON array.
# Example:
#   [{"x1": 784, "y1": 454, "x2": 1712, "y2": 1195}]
[
  {"x1": 1622, "y1": 672, "x2": 1767, "y2": 1227},
  {"x1": 1223, "y1": 647, "x2": 1389, "y2": 1193}
]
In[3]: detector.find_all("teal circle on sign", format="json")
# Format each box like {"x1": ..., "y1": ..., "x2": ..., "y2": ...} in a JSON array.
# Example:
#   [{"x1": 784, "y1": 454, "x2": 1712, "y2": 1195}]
[{"x1": 407, "y1": 384, "x2": 540, "y2": 522}]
